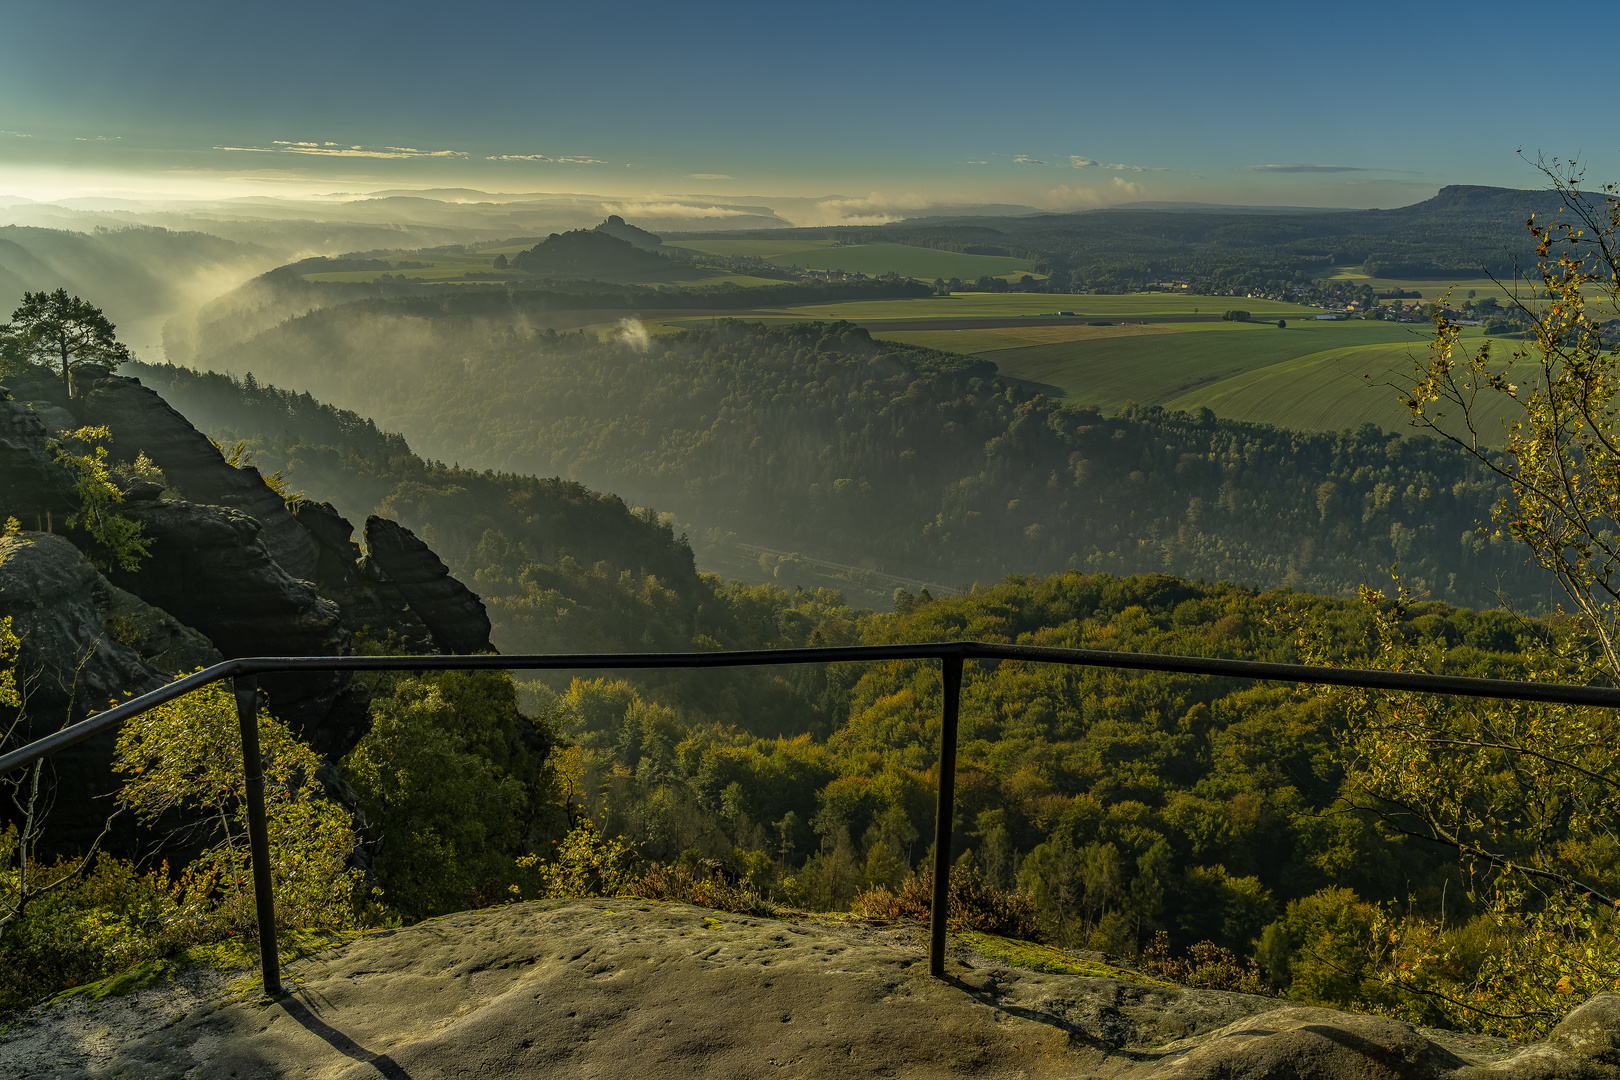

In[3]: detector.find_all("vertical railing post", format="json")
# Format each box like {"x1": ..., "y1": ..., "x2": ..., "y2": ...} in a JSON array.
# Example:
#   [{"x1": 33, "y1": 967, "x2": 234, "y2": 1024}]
[
  {"x1": 929, "y1": 653, "x2": 964, "y2": 978},
  {"x1": 233, "y1": 678, "x2": 283, "y2": 997}
]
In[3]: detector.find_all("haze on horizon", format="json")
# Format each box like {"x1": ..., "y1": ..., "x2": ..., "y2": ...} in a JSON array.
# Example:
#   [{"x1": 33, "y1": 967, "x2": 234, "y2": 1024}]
[{"x1": 1, "y1": 0, "x2": 1608, "y2": 222}]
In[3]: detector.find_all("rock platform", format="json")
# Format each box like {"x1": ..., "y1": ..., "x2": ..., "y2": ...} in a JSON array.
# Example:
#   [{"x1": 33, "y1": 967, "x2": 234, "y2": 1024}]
[{"x1": 4, "y1": 898, "x2": 1618, "y2": 1078}]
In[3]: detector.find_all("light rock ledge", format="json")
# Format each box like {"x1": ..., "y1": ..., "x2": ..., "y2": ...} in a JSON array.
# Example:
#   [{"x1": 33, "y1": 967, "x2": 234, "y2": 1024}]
[{"x1": 2, "y1": 898, "x2": 1616, "y2": 1079}]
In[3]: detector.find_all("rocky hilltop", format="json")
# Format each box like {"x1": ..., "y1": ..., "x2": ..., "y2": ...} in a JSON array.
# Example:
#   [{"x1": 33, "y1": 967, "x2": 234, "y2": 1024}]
[
  {"x1": 0, "y1": 364, "x2": 494, "y2": 850},
  {"x1": 3, "y1": 899, "x2": 1618, "y2": 1079}
]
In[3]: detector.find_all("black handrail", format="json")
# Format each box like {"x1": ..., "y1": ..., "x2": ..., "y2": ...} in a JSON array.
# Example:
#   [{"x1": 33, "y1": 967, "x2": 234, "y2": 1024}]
[{"x1": 6, "y1": 640, "x2": 1620, "y2": 994}]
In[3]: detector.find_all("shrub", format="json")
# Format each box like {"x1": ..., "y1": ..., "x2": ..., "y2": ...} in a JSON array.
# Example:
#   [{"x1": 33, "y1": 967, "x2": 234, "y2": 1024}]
[
  {"x1": 852, "y1": 864, "x2": 1040, "y2": 940},
  {"x1": 0, "y1": 850, "x2": 202, "y2": 1010},
  {"x1": 1141, "y1": 931, "x2": 1270, "y2": 994},
  {"x1": 628, "y1": 862, "x2": 776, "y2": 917},
  {"x1": 510, "y1": 818, "x2": 642, "y2": 901}
]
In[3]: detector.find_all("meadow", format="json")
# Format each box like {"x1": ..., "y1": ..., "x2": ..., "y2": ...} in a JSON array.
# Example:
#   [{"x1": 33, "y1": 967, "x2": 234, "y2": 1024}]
[
  {"x1": 1164, "y1": 335, "x2": 1519, "y2": 435},
  {"x1": 1328, "y1": 267, "x2": 1538, "y2": 304},
  {"x1": 966, "y1": 320, "x2": 1435, "y2": 411},
  {"x1": 663, "y1": 237, "x2": 1036, "y2": 281}
]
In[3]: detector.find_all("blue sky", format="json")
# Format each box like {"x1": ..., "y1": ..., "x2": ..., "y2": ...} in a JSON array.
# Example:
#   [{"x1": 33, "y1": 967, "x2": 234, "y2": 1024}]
[{"x1": 0, "y1": 0, "x2": 1605, "y2": 209}]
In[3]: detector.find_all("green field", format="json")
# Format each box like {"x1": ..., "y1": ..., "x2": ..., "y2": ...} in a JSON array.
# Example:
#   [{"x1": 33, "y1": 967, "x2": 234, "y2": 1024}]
[
  {"x1": 664, "y1": 237, "x2": 1036, "y2": 281},
  {"x1": 975, "y1": 321, "x2": 1435, "y2": 411},
  {"x1": 757, "y1": 292, "x2": 1319, "y2": 322},
  {"x1": 1328, "y1": 266, "x2": 1539, "y2": 304},
  {"x1": 1165, "y1": 337, "x2": 1519, "y2": 435}
]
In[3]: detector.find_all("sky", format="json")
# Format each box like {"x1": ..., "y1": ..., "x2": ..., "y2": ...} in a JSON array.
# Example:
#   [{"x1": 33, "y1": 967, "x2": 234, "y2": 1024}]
[{"x1": 0, "y1": 0, "x2": 1607, "y2": 213}]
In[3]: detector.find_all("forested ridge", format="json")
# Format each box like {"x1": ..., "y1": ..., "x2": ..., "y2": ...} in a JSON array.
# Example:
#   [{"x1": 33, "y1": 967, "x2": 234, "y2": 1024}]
[
  {"x1": 178, "y1": 315, "x2": 1544, "y2": 610},
  {"x1": 675, "y1": 185, "x2": 1564, "y2": 292}
]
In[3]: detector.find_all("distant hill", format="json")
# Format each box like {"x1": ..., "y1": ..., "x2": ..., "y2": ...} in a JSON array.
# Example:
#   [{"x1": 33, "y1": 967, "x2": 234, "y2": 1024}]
[
  {"x1": 510, "y1": 229, "x2": 672, "y2": 278},
  {"x1": 594, "y1": 215, "x2": 662, "y2": 250}
]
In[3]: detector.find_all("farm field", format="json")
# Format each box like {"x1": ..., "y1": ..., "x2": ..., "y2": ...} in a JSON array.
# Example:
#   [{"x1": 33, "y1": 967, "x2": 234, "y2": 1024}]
[
  {"x1": 972, "y1": 320, "x2": 1439, "y2": 412},
  {"x1": 1328, "y1": 267, "x2": 1534, "y2": 303},
  {"x1": 1165, "y1": 336, "x2": 1515, "y2": 435},
  {"x1": 663, "y1": 237, "x2": 1036, "y2": 281},
  {"x1": 753, "y1": 292, "x2": 1319, "y2": 323},
  {"x1": 874, "y1": 323, "x2": 1185, "y2": 353}
]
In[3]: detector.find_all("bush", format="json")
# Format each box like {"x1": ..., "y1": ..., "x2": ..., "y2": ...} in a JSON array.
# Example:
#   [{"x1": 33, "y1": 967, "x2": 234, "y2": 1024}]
[
  {"x1": 0, "y1": 850, "x2": 203, "y2": 1010},
  {"x1": 629, "y1": 862, "x2": 776, "y2": 917},
  {"x1": 1141, "y1": 931, "x2": 1270, "y2": 994},
  {"x1": 510, "y1": 818, "x2": 642, "y2": 901},
  {"x1": 852, "y1": 864, "x2": 1040, "y2": 940},
  {"x1": 1222, "y1": 309, "x2": 1251, "y2": 322}
]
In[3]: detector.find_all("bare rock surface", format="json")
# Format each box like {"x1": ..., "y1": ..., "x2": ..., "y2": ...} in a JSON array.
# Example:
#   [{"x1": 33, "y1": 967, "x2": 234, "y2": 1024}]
[
  {"x1": 364, "y1": 515, "x2": 492, "y2": 654},
  {"x1": 106, "y1": 499, "x2": 352, "y2": 746},
  {"x1": 0, "y1": 532, "x2": 169, "y2": 852},
  {"x1": 2, "y1": 899, "x2": 1616, "y2": 1080},
  {"x1": 292, "y1": 500, "x2": 435, "y2": 651},
  {"x1": 0, "y1": 391, "x2": 79, "y2": 528},
  {"x1": 74, "y1": 370, "x2": 318, "y2": 580}
]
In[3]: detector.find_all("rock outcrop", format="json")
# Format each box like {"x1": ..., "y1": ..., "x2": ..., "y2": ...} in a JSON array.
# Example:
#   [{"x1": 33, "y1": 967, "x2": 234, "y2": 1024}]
[
  {"x1": 105, "y1": 498, "x2": 354, "y2": 747},
  {"x1": 0, "y1": 533, "x2": 170, "y2": 851},
  {"x1": 364, "y1": 515, "x2": 493, "y2": 653},
  {"x1": 4, "y1": 900, "x2": 1618, "y2": 1079},
  {"x1": 73, "y1": 369, "x2": 318, "y2": 580},
  {"x1": 292, "y1": 500, "x2": 435, "y2": 651},
  {"x1": 0, "y1": 392, "x2": 79, "y2": 528}
]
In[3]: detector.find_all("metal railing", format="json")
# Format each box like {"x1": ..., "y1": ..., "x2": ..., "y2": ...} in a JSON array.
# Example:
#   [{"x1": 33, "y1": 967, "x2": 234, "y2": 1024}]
[{"x1": 6, "y1": 639, "x2": 1620, "y2": 996}]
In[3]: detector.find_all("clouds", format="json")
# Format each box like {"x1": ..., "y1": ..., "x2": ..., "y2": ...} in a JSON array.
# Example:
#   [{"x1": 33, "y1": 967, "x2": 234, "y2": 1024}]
[
  {"x1": 1244, "y1": 163, "x2": 1368, "y2": 173},
  {"x1": 216, "y1": 141, "x2": 467, "y2": 159},
  {"x1": 1068, "y1": 155, "x2": 1155, "y2": 172},
  {"x1": 0, "y1": 131, "x2": 29, "y2": 138},
  {"x1": 599, "y1": 201, "x2": 753, "y2": 219},
  {"x1": 1044, "y1": 175, "x2": 1145, "y2": 208},
  {"x1": 1011, "y1": 153, "x2": 1159, "y2": 172},
  {"x1": 487, "y1": 154, "x2": 605, "y2": 164}
]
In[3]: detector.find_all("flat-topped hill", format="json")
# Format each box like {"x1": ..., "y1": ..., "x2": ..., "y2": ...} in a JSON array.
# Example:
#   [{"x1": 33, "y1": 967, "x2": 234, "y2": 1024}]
[{"x1": 6, "y1": 899, "x2": 1619, "y2": 1079}]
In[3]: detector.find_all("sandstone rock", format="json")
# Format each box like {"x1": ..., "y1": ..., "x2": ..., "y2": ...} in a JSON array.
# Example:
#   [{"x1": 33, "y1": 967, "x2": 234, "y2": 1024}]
[
  {"x1": 0, "y1": 533, "x2": 167, "y2": 852},
  {"x1": 73, "y1": 370, "x2": 317, "y2": 580},
  {"x1": 1548, "y1": 993, "x2": 1620, "y2": 1068},
  {"x1": 0, "y1": 392, "x2": 79, "y2": 528},
  {"x1": 106, "y1": 498, "x2": 354, "y2": 750},
  {"x1": 3, "y1": 900, "x2": 1615, "y2": 1080},
  {"x1": 291, "y1": 500, "x2": 434, "y2": 651},
  {"x1": 364, "y1": 515, "x2": 492, "y2": 654},
  {"x1": 89, "y1": 576, "x2": 222, "y2": 677}
]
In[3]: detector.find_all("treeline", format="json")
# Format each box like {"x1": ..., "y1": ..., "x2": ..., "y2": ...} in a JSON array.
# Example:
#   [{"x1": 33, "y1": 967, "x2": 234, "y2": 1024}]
[{"x1": 186, "y1": 316, "x2": 1544, "y2": 611}]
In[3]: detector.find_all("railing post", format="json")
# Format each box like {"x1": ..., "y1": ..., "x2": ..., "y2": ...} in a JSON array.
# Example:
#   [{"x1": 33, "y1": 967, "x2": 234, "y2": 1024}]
[
  {"x1": 929, "y1": 653, "x2": 964, "y2": 978},
  {"x1": 233, "y1": 678, "x2": 283, "y2": 997}
]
